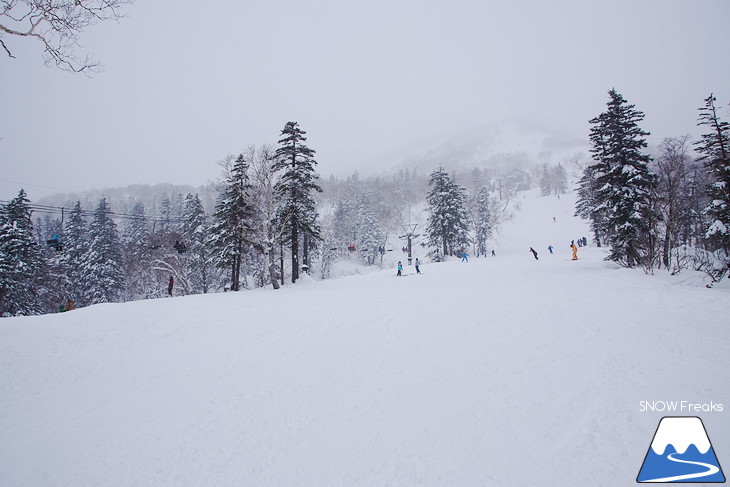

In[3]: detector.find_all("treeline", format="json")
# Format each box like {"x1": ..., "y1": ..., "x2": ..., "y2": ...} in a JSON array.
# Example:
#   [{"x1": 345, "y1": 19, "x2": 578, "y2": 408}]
[{"x1": 576, "y1": 90, "x2": 730, "y2": 281}]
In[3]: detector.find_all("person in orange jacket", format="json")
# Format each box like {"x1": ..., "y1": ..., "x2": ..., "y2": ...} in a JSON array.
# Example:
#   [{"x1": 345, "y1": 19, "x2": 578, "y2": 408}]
[{"x1": 571, "y1": 243, "x2": 578, "y2": 260}]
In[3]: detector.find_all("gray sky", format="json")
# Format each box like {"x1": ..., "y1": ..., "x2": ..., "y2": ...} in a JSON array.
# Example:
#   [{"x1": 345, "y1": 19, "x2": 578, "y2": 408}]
[{"x1": 1, "y1": 0, "x2": 729, "y2": 200}]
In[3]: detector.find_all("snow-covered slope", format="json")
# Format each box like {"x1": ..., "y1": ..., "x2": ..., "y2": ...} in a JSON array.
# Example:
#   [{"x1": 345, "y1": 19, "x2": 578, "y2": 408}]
[{"x1": 1, "y1": 190, "x2": 728, "y2": 487}]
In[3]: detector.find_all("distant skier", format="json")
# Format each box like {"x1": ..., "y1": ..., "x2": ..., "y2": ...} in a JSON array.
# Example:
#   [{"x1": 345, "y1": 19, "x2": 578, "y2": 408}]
[
  {"x1": 168, "y1": 276, "x2": 174, "y2": 296},
  {"x1": 548, "y1": 245, "x2": 554, "y2": 254},
  {"x1": 461, "y1": 252, "x2": 469, "y2": 262},
  {"x1": 571, "y1": 243, "x2": 578, "y2": 260},
  {"x1": 491, "y1": 249, "x2": 496, "y2": 257},
  {"x1": 397, "y1": 261, "x2": 403, "y2": 277},
  {"x1": 415, "y1": 257, "x2": 421, "y2": 274},
  {"x1": 530, "y1": 247, "x2": 538, "y2": 260}
]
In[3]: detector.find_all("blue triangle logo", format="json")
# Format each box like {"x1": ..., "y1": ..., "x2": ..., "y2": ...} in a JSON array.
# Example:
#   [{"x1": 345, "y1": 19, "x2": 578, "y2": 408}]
[{"x1": 637, "y1": 416, "x2": 725, "y2": 483}]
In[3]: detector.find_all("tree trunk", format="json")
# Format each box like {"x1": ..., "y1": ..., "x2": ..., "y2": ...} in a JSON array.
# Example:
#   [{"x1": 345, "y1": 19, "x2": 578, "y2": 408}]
[{"x1": 291, "y1": 225, "x2": 299, "y2": 283}]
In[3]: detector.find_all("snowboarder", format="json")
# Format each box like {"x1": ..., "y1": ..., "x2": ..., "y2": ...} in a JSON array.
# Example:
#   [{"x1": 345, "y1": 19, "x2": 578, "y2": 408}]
[
  {"x1": 548, "y1": 245, "x2": 554, "y2": 254},
  {"x1": 168, "y1": 276, "x2": 174, "y2": 296},
  {"x1": 461, "y1": 252, "x2": 469, "y2": 262},
  {"x1": 571, "y1": 243, "x2": 578, "y2": 260},
  {"x1": 530, "y1": 247, "x2": 538, "y2": 260},
  {"x1": 415, "y1": 257, "x2": 421, "y2": 274},
  {"x1": 397, "y1": 261, "x2": 403, "y2": 276}
]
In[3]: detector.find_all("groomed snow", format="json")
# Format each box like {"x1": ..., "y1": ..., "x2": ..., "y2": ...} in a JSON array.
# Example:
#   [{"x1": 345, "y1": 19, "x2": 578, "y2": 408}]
[{"x1": 1, "y1": 189, "x2": 728, "y2": 486}]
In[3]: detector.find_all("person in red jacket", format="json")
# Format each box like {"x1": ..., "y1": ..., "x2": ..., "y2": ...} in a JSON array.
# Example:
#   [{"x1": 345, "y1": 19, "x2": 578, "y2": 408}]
[{"x1": 168, "y1": 276, "x2": 174, "y2": 296}]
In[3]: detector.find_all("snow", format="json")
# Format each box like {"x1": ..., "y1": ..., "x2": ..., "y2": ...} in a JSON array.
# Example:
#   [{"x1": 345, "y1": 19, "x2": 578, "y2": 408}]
[
  {"x1": 1, "y1": 189, "x2": 729, "y2": 486},
  {"x1": 650, "y1": 417, "x2": 711, "y2": 455}
]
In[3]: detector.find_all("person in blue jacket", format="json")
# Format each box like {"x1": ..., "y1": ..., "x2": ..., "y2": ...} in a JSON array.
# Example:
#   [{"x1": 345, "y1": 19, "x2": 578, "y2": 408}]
[
  {"x1": 397, "y1": 261, "x2": 403, "y2": 276},
  {"x1": 461, "y1": 252, "x2": 469, "y2": 262}
]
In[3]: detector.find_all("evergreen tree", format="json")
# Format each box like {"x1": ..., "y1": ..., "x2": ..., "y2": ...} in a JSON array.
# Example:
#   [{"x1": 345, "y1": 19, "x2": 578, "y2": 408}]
[
  {"x1": 585, "y1": 89, "x2": 657, "y2": 268},
  {"x1": 695, "y1": 93, "x2": 730, "y2": 253},
  {"x1": 425, "y1": 167, "x2": 471, "y2": 260},
  {"x1": 272, "y1": 121, "x2": 323, "y2": 283},
  {"x1": 211, "y1": 154, "x2": 255, "y2": 291},
  {"x1": 85, "y1": 198, "x2": 125, "y2": 303},
  {"x1": 121, "y1": 202, "x2": 156, "y2": 300},
  {"x1": 472, "y1": 185, "x2": 493, "y2": 257},
  {"x1": 183, "y1": 193, "x2": 213, "y2": 294},
  {"x1": 539, "y1": 164, "x2": 552, "y2": 196},
  {"x1": 354, "y1": 194, "x2": 384, "y2": 265},
  {"x1": 60, "y1": 201, "x2": 92, "y2": 306},
  {"x1": 574, "y1": 165, "x2": 603, "y2": 247},
  {"x1": 552, "y1": 163, "x2": 569, "y2": 194},
  {"x1": 0, "y1": 190, "x2": 46, "y2": 316}
]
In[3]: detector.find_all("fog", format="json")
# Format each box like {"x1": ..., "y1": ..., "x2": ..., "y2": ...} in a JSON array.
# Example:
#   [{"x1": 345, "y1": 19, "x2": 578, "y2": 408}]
[{"x1": 1, "y1": 0, "x2": 729, "y2": 200}]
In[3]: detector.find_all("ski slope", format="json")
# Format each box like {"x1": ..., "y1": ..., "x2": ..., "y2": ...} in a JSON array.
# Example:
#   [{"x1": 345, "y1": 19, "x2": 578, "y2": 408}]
[{"x1": 1, "y1": 190, "x2": 729, "y2": 486}]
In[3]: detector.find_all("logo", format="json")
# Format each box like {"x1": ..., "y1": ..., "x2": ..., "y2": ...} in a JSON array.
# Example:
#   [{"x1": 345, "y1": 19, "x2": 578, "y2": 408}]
[{"x1": 637, "y1": 416, "x2": 725, "y2": 483}]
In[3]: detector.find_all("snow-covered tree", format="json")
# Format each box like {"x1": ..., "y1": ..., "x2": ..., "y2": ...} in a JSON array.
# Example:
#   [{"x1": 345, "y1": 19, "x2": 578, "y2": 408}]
[
  {"x1": 211, "y1": 154, "x2": 256, "y2": 292},
  {"x1": 539, "y1": 164, "x2": 552, "y2": 196},
  {"x1": 120, "y1": 202, "x2": 157, "y2": 300},
  {"x1": 355, "y1": 194, "x2": 384, "y2": 265},
  {"x1": 585, "y1": 89, "x2": 657, "y2": 268},
  {"x1": 0, "y1": 190, "x2": 46, "y2": 316},
  {"x1": 575, "y1": 165, "x2": 603, "y2": 247},
  {"x1": 85, "y1": 198, "x2": 125, "y2": 304},
  {"x1": 60, "y1": 201, "x2": 93, "y2": 306},
  {"x1": 695, "y1": 93, "x2": 730, "y2": 254},
  {"x1": 272, "y1": 121, "x2": 323, "y2": 283},
  {"x1": 183, "y1": 193, "x2": 213, "y2": 294},
  {"x1": 655, "y1": 136, "x2": 697, "y2": 270},
  {"x1": 425, "y1": 167, "x2": 471, "y2": 260},
  {"x1": 471, "y1": 185, "x2": 494, "y2": 257},
  {"x1": 553, "y1": 164, "x2": 569, "y2": 194}
]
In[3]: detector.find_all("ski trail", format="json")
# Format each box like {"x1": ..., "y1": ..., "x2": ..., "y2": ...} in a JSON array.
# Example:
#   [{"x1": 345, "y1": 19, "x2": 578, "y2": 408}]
[{"x1": 642, "y1": 453, "x2": 720, "y2": 482}]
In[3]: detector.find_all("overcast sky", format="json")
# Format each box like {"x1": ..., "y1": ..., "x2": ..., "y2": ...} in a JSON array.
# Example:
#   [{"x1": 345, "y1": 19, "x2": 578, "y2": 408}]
[{"x1": 1, "y1": 0, "x2": 729, "y2": 201}]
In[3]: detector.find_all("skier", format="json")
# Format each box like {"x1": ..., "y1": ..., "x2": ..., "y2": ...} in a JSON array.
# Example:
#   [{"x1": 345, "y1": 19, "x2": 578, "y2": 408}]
[
  {"x1": 415, "y1": 257, "x2": 421, "y2": 274},
  {"x1": 65, "y1": 298, "x2": 74, "y2": 311},
  {"x1": 461, "y1": 251, "x2": 469, "y2": 262},
  {"x1": 168, "y1": 276, "x2": 174, "y2": 296},
  {"x1": 571, "y1": 243, "x2": 578, "y2": 260},
  {"x1": 397, "y1": 261, "x2": 403, "y2": 277},
  {"x1": 491, "y1": 249, "x2": 496, "y2": 257},
  {"x1": 530, "y1": 247, "x2": 538, "y2": 260},
  {"x1": 548, "y1": 245, "x2": 554, "y2": 254}
]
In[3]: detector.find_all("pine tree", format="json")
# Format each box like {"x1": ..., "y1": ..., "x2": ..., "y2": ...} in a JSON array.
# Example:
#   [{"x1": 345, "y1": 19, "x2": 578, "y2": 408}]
[
  {"x1": 552, "y1": 163, "x2": 569, "y2": 194},
  {"x1": 575, "y1": 166, "x2": 603, "y2": 247},
  {"x1": 695, "y1": 93, "x2": 730, "y2": 254},
  {"x1": 472, "y1": 185, "x2": 493, "y2": 257},
  {"x1": 0, "y1": 190, "x2": 46, "y2": 316},
  {"x1": 85, "y1": 198, "x2": 125, "y2": 303},
  {"x1": 272, "y1": 121, "x2": 323, "y2": 283},
  {"x1": 121, "y1": 202, "x2": 156, "y2": 300},
  {"x1": 211, "y1": 154, "x2": 255, "y2": 291},
  {"x1": 60, "y1": 201, "x2": 93, "y2": 306},
  {"x1": 426, "y1": 167, "x2": 471, "y2": 260},
  {"x1": 539, "y1": 164, "x2": 552, "y2": 196},
  {"x1": 585, "y1": 89, "x2": 657, "y2": 268},
  {"x1": 354, "y1": 194, "x2": 384, "y2": 265},
  {"x1": 183, "y1": 193, "x2": 213, "y2": 294}
]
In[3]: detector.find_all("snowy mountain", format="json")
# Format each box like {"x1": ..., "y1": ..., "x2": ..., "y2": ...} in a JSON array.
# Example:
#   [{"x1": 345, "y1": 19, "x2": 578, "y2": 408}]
[
  {"x1": 1, "y1": 188, "x2": 728, "y2": 487},
  {"x1": 364, "y1": 119, "x2": 590, "y2": 177},
  {"x1": 651, "y1": 417, "x2": 712, "y2": 455}
]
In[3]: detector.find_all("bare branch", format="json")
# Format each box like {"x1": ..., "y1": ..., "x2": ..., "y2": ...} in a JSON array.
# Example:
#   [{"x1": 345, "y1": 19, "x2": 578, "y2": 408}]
[{"x1": 0, "y1": 0, "x2": 132, "y2": 72}]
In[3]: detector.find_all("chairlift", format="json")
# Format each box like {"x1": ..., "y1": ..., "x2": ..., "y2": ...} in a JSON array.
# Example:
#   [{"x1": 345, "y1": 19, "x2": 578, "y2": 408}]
[{"x1": 46, "y1": 234, "x2": 62, "y2": 252}]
